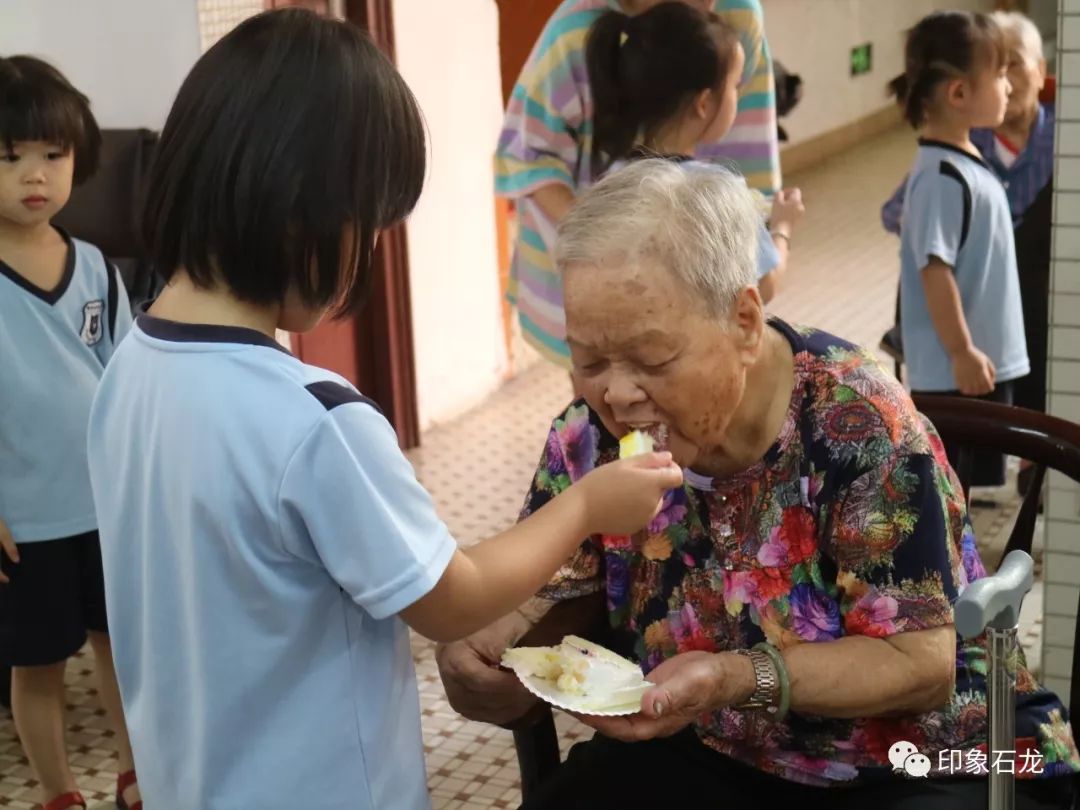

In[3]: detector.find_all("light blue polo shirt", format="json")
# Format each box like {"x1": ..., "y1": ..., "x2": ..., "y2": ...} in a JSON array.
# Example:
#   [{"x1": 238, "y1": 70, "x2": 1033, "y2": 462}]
[
  {"x1": 899, "y1": 139, "x2": 1029, "y2": 391},
  {"x1": 87, "y1": 315, "x2": 457, "y2": 810},
  {"x1": 0, "y1": 229, "x2": 131, "y2": 542}
]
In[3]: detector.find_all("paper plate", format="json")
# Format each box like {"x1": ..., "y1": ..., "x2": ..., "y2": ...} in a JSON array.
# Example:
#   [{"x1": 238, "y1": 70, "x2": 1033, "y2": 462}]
[
  {"x1": 513, "y1": 670, "x2": 649, "y2": 716},
  {"x1": 502, "y1": 636, "x2": 650, "y2": 717}
]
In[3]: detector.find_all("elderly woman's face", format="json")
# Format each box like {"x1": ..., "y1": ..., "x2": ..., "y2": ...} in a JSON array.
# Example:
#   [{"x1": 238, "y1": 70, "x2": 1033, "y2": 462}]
[
  {"x1": 1002, "y1": 37, "x2": 1045, "y2": 124},
  {"x1": 564, "y1": 255, "x2": 761, "y2": 469}
]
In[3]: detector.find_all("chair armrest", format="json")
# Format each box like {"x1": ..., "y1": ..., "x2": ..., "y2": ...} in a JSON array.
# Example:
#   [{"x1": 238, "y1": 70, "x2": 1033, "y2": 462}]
[
  {"x1": 516, "y1": 592, "x2": 608, "y2": 648},
  {"x1": 509, "y1": 594, "x2": 605, "y2": 799}
]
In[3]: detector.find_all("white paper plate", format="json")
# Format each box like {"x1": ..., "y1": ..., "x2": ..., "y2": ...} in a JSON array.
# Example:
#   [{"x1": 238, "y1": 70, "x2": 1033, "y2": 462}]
[
  {"x1": 502, "y1": 637, "x2": 651, "y2": 717},
  {"x1": 512, "y1": 670, "x2": 649, "y2": 716}
]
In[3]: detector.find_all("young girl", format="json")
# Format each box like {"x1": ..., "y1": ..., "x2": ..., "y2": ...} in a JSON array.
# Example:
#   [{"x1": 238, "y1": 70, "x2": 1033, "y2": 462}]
[
  {"x1": 891, "y1": 11, "x2": 1028, "y2": 485},
  {"x1": 498, "y1": 0, "x2": 780, "y2": 371},
  {"x1": 85, "y1": 10, "x2": 681, "y2": 809},
  {"x1": 586, "y1": 2, "x2": 804, "y2": 303},
  {"x1": 0, "y1": 57, "x2": 140, "y2": 810}
]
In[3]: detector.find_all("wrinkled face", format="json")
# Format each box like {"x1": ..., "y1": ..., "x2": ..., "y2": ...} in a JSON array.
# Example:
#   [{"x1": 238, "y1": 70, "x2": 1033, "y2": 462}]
[
  {"x1": 1002, "y1": 36, "x2": 1045, "y2": 123},
  {"x1": 0, "y1": 140, "x2": 74, "y2": 228},
  {"x1": 563, "y1": 252, "x2": 762, "y2": 470}
]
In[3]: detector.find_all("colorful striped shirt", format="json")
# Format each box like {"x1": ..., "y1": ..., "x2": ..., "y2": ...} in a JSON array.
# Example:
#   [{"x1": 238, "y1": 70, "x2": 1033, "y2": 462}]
[
  {"x1": 496, "y1": 0, "x2": 780, "y2": 368},
  {"x1": 880, "y1": 104, "x2": 1055, "y2": 236}
]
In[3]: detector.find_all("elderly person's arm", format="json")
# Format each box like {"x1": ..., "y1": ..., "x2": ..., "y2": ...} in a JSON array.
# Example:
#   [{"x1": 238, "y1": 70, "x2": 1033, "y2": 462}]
[
  {"x1": 586, "y1": 626, "x2": 954, "y2": 742},
  {"x1": 881, "y1": 178, "x2": 906, "y2": 235},
  {"x1": 775, "y1": 627, "x2": 955, "y2": 717}
]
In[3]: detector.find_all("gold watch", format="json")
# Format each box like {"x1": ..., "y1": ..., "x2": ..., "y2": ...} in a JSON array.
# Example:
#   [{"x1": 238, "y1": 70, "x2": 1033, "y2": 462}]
[{"x1": 733, "y1": 648, "x2": 779, "y2": 713}]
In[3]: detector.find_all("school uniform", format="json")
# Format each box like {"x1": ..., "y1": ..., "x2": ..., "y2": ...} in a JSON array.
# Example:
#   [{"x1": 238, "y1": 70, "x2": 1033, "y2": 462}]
[
  {"x1": 0, "y1": 229, "x2": 132, "y2": 665},
  {"x1": 88, "y1": 315, "x2": 457, "y2": 809},
  {"x1": 900, "y1": 139, "x2": 1029, "y2": 485},
  {"x1": 882, "y1": 105, "x2": 1055, "y2": 414}
]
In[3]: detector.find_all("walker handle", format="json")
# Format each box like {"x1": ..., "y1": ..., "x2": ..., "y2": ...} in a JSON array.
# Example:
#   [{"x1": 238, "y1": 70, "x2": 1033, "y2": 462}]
[{"x1": 954, "y1": 550, "x2": 1034, "y2": 638}]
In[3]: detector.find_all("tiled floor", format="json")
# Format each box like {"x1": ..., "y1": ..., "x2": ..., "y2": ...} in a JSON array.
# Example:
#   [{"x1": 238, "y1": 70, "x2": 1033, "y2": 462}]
[{"x1": 0, "y1": 125, "x2": 1046, "y2": 808}]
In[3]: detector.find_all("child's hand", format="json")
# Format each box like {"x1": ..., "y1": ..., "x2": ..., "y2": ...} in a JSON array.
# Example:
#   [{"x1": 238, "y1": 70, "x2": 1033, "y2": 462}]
[
  {"x1": 576, "y1": 453, "x2": 683, "y2": 537},
  {"x1": 951, "y1": 346, "x2": 996, "y2": 396},
  {"x1": 770, "y1": 188, "x2": 805, "y2": 234},
  {"x1": 0, "y1": 517, "x2": 18, "y2": 584}
]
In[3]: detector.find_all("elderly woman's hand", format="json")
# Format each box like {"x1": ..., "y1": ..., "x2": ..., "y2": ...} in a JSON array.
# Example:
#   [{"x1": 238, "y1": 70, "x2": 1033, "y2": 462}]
[
  {"x1": 575, "y1": 651, "x2": 755, "y2": 742},
  {"x1": 436, "y1": 613, "x2": 541, "y2": 727}
]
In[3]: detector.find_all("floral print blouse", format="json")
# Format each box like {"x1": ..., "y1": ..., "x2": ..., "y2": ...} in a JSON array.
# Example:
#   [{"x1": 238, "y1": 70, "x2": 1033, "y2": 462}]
[{"x1": 522, "y1": 320, "x2": 1080, "y2": 786}]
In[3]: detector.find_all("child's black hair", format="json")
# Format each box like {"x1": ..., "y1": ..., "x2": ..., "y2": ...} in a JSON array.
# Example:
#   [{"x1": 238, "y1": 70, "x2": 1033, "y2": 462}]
[
  {"x1": 141, "y1": 9, "x2": 427, "y2": 316},
  {"x1": 888, "y1": 10, "x2": 1006, "y2": 129},
  {"x1": 0, "y1": 56, "x2": 101, "y2": 185},
  {"x1": 586, "y1": 2, "x2": 739, "y2": 176}
]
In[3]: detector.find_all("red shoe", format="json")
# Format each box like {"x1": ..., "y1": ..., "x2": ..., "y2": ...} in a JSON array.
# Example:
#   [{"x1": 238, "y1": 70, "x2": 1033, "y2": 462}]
[
  {"x1": 116, "y1": 770, "x2": 142, "y2": 810},
  {"x1": 41, "y1": 793, "x2": 86, "y2": 810}
]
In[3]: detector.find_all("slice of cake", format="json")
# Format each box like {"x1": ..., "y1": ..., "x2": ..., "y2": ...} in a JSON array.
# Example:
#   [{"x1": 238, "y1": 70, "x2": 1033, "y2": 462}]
[
  {"x1": 502, "y1": 636, "x2": 647, "y2": 698},
  {"x1": 619, "y1": 424, "x2": 670, "y2": 459}
]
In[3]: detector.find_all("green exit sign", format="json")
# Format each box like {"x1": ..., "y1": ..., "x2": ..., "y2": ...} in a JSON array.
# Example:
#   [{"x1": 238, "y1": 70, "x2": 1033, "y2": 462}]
[{"x1": 851, "y1": 42, "x2": 873, "y2": 76}]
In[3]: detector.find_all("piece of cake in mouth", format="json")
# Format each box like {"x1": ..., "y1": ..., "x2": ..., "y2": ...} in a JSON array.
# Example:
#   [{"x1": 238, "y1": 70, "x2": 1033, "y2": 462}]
[{"x1": 618, "y1": 423, "x2": 670, "y2": 459}]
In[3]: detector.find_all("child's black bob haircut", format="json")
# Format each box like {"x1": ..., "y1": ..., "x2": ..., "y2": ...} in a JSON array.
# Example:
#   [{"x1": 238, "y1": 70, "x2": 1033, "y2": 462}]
[
  {"x1": 0, "y1": 55, "x2": 101, "y2": 185},
  {"x1": 142, "y1": 9, "x2": 427, "y2": 316}
]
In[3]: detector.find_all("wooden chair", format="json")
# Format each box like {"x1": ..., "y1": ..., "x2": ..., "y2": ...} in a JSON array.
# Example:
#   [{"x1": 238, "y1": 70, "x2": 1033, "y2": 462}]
[{"x1": 510, "y1": 396, "x2": 1080, "y2": 801}]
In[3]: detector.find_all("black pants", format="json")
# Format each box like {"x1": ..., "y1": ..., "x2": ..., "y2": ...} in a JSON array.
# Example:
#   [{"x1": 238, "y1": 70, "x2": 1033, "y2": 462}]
[
  {"x1": 520, "y1": 731, "x2": 1074, "y2": 810},
  {"x1": 912, "y1": 382, "x2": 1014, "y2": 489},
  {"x1": 1012, "y1": 181, "x2": 1052, "y2": 414}
]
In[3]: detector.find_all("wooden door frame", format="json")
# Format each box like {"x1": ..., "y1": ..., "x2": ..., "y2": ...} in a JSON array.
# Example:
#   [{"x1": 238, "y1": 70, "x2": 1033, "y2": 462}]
[
  {"x1": 346, "y1": 0, "x2": 421, "y2": 449},
  {"x1": 268, "y1": 0, "x2": 421, "y2": 449}
]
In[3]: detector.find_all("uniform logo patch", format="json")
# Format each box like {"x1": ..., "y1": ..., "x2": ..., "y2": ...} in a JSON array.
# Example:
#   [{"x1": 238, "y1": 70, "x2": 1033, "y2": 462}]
[{"x1": 81, "y1": 300, "x2": 104, "y2": 345}]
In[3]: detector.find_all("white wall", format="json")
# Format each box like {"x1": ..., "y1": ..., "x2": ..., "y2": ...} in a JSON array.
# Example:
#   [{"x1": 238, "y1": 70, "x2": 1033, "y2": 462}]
[
  {"x1": 761, "y1": 0, "x2": 994, "y2": 146},
  {"x1": 1041, "y1": 0, "x2": 1080, "y2": 704},
  {"x1": 0, "y1": 0, "x2": 201, "y2": 129},
  {"x1": 392, "y1": 0, "x2": 508, "y2": 430}
]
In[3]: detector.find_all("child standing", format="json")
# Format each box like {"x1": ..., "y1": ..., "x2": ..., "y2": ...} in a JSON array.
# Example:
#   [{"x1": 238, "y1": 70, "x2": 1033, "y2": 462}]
[
  {"x1": 892, "y1": 11, "x2": 1028, "y2": 484},
  {"x1": 85, "y1": 11, "x2": 682, "y2": 810},
  {"x1": 585, "y1": 2, "x2": 805, "y2": 302},
  {"x1": 0, "y1": 57, "x2": 140, "y2": 810}
]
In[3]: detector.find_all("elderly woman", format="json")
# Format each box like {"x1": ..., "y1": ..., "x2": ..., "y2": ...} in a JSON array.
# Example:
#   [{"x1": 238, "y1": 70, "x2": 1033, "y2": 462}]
[
  {"x1": 498, "y1": 0, "x2": 781, "y2": 370},
  {"x1": 437, "y1": 160, "x2": 1079, "y2": 809}
]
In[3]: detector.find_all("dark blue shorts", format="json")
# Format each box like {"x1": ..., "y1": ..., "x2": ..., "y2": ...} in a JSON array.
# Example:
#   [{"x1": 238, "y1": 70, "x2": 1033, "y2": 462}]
[{"x1": 0, "y1": 530, "x2": 109, "y2": 667}]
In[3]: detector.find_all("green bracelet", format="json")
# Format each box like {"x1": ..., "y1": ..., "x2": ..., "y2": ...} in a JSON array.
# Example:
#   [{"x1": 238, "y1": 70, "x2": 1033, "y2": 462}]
[{"x1": 753, "y1": 642, "x2": 791, "y2": 722}]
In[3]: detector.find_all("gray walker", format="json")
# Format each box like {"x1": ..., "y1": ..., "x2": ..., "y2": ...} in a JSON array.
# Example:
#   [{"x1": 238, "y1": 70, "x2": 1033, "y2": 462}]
[{"x1": 955, "y1": 550, "x2": 1036, "y2": 810}]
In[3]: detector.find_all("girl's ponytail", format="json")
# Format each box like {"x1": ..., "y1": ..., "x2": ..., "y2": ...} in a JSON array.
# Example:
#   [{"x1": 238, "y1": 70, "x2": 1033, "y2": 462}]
[
  {"x1": 586, "y1": 10, "x2": 638, "y2": 175},
  {"x1": 586, "y1": 3, "x2": 736, "y2": 176}
]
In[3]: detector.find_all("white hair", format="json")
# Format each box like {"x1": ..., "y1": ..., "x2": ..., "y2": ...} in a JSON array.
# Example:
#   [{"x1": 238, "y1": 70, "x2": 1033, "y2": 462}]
[
  {"x1": 554, "y1": 159, "x2": 760, "y2": 316},
  {"x1": 991, "y1": 10, "x2": 1044, "y2": 65}
]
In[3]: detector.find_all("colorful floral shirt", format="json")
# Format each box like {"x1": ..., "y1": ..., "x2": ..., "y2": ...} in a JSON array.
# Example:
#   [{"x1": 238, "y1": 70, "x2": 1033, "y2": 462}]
[{"x1": 522, "y1": 320, "x2": 1080, "y2": 786}]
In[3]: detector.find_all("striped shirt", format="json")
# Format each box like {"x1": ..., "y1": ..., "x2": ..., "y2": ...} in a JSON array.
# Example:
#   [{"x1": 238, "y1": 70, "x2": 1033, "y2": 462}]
[
  {"x1": 496, "y1": 0, "x2": 780, "y2": 368},
  {"x1": 881, "y1": 103, "x2": 1055, "y2": 236}
]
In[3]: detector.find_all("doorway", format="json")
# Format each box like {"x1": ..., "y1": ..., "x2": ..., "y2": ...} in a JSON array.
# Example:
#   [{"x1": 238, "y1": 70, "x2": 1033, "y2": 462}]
[{"x1": 265, "y1": 0, "x2": 422, "y2": 449}]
